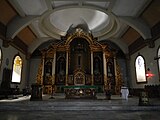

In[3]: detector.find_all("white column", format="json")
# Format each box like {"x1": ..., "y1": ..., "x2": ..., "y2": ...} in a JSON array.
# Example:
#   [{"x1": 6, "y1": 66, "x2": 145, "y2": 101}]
[
  {"x1": 66, "y1": 52, "x2": 68, "y2": 76},
  {"x1": 52, "y1": 52, "x2": 56, "y2": 76},
  {"x1": 103, "y1": 49, "x2": 108, "y2": 91},
  {"x1": 91, "y1": 51, "x2": 93, "y2": 75},
  {"x1": 114, "y1": 56, "x2": 117, "y2": 77}
]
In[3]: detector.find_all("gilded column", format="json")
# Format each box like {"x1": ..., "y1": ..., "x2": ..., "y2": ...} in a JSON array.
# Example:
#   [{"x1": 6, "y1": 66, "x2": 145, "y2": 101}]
[
  {"x1": 36, "y1": 52, "x2": 45, "y2": 85},
  {"x1": 102, "y1": 46, "x2": 107, "y2": 91},
  {"x1": 65, "y1": 46, "x2": 69, "y2": 85},
  {"x1": 91, "y1": 50, "x2": 94, "y2": 85}
]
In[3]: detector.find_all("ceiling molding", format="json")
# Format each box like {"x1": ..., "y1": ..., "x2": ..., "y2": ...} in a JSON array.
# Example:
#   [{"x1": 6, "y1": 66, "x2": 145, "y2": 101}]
[
  {"x1": 39, "y1": 10, "x2": 61, "y2": 39},
  {"x1": 107, "y1": 0, "x2": 116, "y2": 11},
  {"x1": 109, "y1": 38, "x2": 128, "y2": 54},
  {"x1": 39, "y1": 5, "x2": 117, "y2": 38},
  {"x1": 136, "y1": 0, "x2": 152, "y2": 17},
  {"x1": 28, "y1": 37, "x2": 53, "y2": 54},
  {"x1": 99, "y1": 15, "x2": 121, "y2": 40},
  {"x1": 45, "y1": 0, "x2": 53, "y2": 10},
  {"x1": 29, "y1": 24, "x2": 41, "y2": 38}
]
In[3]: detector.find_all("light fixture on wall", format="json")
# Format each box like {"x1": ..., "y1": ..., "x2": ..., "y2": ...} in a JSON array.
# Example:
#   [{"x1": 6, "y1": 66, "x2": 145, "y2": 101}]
[
  {"x1": 146, "y1": 68, "x2": 154, "y2": 78},
  {"x1": 154, "y1": 55, "x2": 160, "y2": 60}
]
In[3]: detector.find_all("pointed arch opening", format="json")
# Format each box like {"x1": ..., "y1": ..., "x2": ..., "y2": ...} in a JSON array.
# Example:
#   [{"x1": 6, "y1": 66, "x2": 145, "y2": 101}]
[
  {"x1": 135, "y1": 55, "x2": 147, "y2": 83},
  {"x1": 11, "y1": 55, "x2": 23, "y2": 83},
  {"x1": 0, "y1": 47, "x2": 2, "y2": 69}
]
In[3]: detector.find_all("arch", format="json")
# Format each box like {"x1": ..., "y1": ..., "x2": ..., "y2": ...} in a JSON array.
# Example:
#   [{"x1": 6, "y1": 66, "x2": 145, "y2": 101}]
[
  {"x1": 65, "y1": 28, "x2": 93, "y2": 46},
  {"x1": 11, "y1": 54, "x2": 23, "y2": 83},
  {"x1": 135, "y1": 55, "x2": 147, "y2": 83},
  {"x1": 28, "y1": 37, "x2": 53, "y2": 54},
  {"x1": 6, "y1": 15, "x2": 39, "y2": 39},
  {"x1": 119, "y1": 16, "x2": 152, "y2": 40},
  {"x1": 109, "y1": 38, "x2": 128, "y2": 54}
]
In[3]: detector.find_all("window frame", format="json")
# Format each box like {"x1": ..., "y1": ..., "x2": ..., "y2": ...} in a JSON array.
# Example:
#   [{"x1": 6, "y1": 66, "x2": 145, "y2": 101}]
[
  {"x1": 157, "y1": 46, "x2": 160, "y2": 80},
  {"x1": 0, "y1": 47, "x2": 2, "y2": 70},
  {"x1": 135, "y1": 54, "x2": 147, "y2": 83},
  {"x1": 11, "y1": 54, "x2": 23, "y2": 84}
]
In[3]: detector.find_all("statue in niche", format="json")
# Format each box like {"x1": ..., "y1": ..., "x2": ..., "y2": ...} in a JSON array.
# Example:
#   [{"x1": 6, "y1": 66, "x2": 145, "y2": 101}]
[
  {"x1": 44, "y1": 61, "x2": 52, "y2": 85},
  {"x1": 107, "y1": 62, "x2": 113, "y2": 77},
  {"x1": 58, "y1": 58, "x2": 65, "y2": 76},
  {"x1": 94, "y1": 58, "x2": 100, "y2": 75},
  {"x1": 45, "y1": 61, "x2": 52, "y2": 76}
]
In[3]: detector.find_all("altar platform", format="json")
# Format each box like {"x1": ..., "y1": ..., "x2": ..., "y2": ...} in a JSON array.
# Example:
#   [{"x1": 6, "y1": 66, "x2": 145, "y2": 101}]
[{"x1": 0, "y1": 94, "x2": 160, "y2": 120}]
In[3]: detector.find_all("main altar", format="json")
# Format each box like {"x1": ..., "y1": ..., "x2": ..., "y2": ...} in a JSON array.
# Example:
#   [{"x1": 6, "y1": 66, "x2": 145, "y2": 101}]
[{"x1": 36, "y1": 25, "x2": 122, "y2": 98}]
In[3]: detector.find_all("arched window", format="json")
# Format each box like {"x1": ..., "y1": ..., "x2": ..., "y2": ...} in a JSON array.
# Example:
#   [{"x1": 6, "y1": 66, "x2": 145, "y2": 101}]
[
  {"x1": 135, "y1": 55, "x2": 147, "y2": 83},
  {"x1": 158, "y1": 47, "x2": 160, "y2": 73},
  {"x1": 11, "y1": 55, "x2": 23, "y2": 83}
]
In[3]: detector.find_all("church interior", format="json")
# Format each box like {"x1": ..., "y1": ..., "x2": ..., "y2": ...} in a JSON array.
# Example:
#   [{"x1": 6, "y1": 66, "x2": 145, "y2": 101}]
[{"x1": 0, "y1": 0, "x2": 160, "y2": 119}]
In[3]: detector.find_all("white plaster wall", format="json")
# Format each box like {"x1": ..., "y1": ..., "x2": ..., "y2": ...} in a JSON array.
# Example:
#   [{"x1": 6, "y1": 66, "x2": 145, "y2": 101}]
[
  {"x1": 117, "y1": 59, "x2": 128, "y2": 86},
  {"x1": 28, "y1": 58, "x2": 41, "y2": 87},
  {"x1": 130, "y1": 38, "x2": 160, "y2": 88},
  {"x1": 0, "y1": 39, "x2": 27, "y2": 90}
]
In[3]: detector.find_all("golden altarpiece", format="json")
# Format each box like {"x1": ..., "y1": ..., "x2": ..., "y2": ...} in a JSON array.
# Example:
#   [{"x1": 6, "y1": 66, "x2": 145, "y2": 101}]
[{"x1": 36, "y1": 28, "x2": 122, "y2": 96}]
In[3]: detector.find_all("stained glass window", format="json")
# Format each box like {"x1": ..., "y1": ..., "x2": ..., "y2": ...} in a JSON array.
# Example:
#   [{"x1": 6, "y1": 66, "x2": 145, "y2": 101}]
[
  {"x1": 158, "y1": 47, "x2": 160, "y2": 73},
  {"x1": 135, "y1": 55, "x2": 147, "y2": 83}
]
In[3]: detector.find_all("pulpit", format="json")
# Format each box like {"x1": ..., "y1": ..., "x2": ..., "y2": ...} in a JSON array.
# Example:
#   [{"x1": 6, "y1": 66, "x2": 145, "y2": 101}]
[{"x1": 30, "y1": 84, "x2": 42, "y2": 101}]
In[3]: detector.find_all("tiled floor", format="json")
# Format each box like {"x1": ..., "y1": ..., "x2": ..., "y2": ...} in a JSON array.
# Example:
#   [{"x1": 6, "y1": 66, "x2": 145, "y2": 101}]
[{"x1": 0, "y1": 94, "x2": 160, "y2": 120}]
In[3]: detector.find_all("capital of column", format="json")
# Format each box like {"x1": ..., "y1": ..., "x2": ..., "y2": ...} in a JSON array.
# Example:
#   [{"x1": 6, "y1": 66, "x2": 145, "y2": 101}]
[
  {"x1": 125, "y1": 54, "x2": 130, "y2": 60},
  {"x1": 65, "y1": 45, "x2": 70, "y2": 52},
  {"x1": 102, "y1": 45, "x2": 106, "y2": 52},
  {"x1": 105, "y1": 51, "x2": 111, "y2": 59},
  {"x1": 89, "y1": 45, "x2": 94, "y2": 52},
  {"x1": 65, "y1": 75, "x2": 68, "y2": 86},
  {"x1": 26, "y1": 53, "x2": 31, "y2": 60}
]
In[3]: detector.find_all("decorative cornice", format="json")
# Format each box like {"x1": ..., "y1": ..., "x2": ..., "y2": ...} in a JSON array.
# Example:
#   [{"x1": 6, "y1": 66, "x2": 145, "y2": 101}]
[{"x1": 0, "y1": 22, "x2": 6, "y2": 39}]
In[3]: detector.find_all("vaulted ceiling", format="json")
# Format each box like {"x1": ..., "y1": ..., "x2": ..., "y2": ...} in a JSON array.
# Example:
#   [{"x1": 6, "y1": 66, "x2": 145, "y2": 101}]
[{"x1": 0, "y1": 0, "x2": 160, "y2": 56}]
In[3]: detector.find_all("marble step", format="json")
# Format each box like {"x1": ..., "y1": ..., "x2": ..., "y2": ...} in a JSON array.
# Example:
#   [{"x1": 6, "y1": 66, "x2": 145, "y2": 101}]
[{"x1": 0, "y1": 101, "x2": 160, "y2": 111}]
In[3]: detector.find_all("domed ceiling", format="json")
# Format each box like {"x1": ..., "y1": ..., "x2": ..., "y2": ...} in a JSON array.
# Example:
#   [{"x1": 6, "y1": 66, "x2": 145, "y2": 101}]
[
  {"x1": 47, "y1": 8, "x2": 110, "y2": 36},
  {"x1": 0, "y1": 0, "x2": 153, "y2": 55}
]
